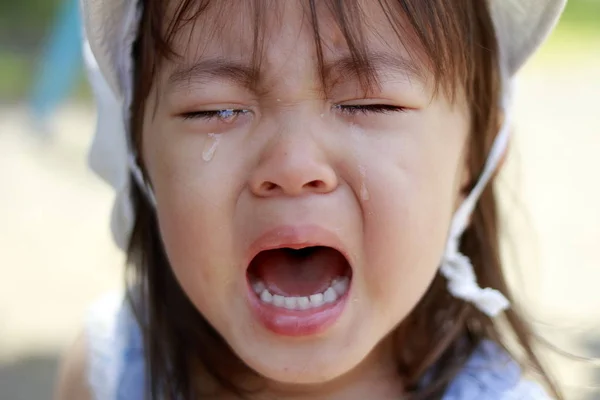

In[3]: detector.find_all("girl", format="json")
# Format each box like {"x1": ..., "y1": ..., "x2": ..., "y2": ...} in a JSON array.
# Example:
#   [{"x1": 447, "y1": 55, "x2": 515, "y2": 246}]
[{"x1": 56, "y1": 0, "x2": 567, "y2": 399}]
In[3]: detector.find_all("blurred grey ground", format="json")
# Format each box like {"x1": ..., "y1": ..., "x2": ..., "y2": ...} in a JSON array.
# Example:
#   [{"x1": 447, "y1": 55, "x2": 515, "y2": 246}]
[
  {"x1": 1, "y1": 16, "x2": 600, "y2": 400},
  {"x1": 0, "y1": 106, "x2": 124, "y2": 400}
]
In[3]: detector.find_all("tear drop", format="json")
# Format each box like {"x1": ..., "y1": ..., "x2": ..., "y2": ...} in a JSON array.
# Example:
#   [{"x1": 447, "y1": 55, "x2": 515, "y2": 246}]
[
  {"x1": 218, "y1": 109, "x2": 236, "y2": 124},
  {"x1": 202, "y1": 133, "x2": 221, "y2": 162},
  {"x1": 359, "y1": 165, "x2": 370, "y2": 201}
]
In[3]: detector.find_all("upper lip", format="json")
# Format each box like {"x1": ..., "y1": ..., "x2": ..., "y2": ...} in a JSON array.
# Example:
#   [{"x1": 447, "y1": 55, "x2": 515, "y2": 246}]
[{"x1": 246, "y1": 224, "x2": 352, "y2": 269}]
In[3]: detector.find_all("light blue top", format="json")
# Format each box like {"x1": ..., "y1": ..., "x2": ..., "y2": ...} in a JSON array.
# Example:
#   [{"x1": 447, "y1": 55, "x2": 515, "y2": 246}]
[{"x1": 86, "y1": 293, "x2": 551, "y2": 399}]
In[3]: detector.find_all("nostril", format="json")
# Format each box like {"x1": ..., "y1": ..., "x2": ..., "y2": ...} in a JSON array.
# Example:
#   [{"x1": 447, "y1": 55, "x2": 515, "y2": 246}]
[
  {"x1": 304, "y1": 180, "x2": 326, "y2": 190},
  {"x1": 260, "y1": 181, "x2": 279, "y2": 192}
]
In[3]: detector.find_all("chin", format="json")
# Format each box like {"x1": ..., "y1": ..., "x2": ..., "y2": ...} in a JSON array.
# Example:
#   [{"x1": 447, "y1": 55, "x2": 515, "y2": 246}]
[
  {"x1": 232, "y1": 332, "x2": 370, "y2": 385},
  {"x1": 223, "y1": 298, "x2": 384, "y2": 388}
]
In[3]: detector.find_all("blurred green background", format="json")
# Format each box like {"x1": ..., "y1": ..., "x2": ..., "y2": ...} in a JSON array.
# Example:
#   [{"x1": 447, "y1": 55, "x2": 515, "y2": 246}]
[{"x1": 0, "y1": 0, "x2": 599, "y2": 102}]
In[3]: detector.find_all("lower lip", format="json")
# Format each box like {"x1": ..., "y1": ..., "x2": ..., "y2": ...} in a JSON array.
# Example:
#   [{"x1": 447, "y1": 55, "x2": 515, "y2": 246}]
[{"x1": 246, "y1": 282, "x2": 349, "y2": 337}]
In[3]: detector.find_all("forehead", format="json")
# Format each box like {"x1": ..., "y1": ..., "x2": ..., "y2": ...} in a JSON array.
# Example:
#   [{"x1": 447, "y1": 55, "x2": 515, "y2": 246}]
[{"x1": 161, "y1": 0, "x2": 430, "y2": 86}]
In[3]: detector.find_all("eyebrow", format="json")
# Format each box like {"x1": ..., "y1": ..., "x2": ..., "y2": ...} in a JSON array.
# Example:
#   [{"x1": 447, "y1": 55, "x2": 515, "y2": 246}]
[
  {"x1": 166, "y1": 51, "x2": 423, "y2": 94},
  {"x1": 167, "y1": 58, "x2": 259, "y2": 92},
  {"x1": 323, "y1": 52, "x2": 424, "y2": 86}
]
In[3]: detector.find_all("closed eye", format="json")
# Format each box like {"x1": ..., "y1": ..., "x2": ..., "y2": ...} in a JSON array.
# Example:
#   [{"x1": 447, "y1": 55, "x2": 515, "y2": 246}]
[
  {"x1": 180, "y1": 109, "x2": 250, "y2": 121},
  {"x1": 179, "y1": 105, "x2": 404, "y2": 121},
  {"x1": 335, "y1": 104, "x2": 406, "y2": 116}
]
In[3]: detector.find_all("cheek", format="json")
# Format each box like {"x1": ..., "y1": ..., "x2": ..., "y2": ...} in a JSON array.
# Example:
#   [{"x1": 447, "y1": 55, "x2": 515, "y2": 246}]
[
  {"x1": 356, "y1": 112, "x2": 468, "y2": 320},
  {"x1": 159, "y1": 196, "x2": 229, "y2": 283},
  {"x1": 360, "y1": 164, "x2": 453, "y2": 316},
  {"x1": 144, "y1": 127, "x2": 245, "y2": 310}
]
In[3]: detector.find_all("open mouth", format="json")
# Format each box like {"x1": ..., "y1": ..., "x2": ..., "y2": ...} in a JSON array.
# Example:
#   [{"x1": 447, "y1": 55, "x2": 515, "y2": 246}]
[{"x1": 246, "y1": 245, "x2": 353, "y2": 336}]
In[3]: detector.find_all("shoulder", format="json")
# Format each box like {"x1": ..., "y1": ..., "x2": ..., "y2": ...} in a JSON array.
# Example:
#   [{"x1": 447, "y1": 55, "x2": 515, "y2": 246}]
[
  {"x1": 443, "y1": 340, "x2": 552, "y2": 400},
  {"x1": 54, "y1": 333, "x2": 93, "y2": 400}
]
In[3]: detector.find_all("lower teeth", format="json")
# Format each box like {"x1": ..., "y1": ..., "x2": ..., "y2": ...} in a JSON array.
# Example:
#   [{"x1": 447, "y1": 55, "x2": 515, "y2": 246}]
[{"x1": 253, "y1": 276, "x2": 350, "y2": 310}]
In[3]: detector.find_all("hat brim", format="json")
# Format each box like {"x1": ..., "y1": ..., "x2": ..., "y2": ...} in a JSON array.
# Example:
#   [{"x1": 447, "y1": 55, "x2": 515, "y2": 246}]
[
  {"x1": 81, "y1": 0, "x2": 567, "y2": 101},
  {"x1": 490, "y1": 0, "x2": 566, "y2": 76}
]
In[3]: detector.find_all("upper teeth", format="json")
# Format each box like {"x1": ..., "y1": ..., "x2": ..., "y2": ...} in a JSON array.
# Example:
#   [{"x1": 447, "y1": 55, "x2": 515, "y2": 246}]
[{"x1": 253, "y1": 276, "x2": 350, "y2": 310}]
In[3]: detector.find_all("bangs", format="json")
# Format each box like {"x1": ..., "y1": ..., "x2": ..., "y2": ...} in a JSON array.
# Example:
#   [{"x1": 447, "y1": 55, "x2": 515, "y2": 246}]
[{"x1": 139, "y1": 0, "x2": 489, "y2": 102}]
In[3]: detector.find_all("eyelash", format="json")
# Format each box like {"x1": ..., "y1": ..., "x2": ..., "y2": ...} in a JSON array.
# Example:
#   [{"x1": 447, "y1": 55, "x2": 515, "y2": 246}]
[
  {"x1": 181, "y1": 109, "x2": 249, "y2": 121},
  {"x1": 335, "y1": 104, "x2": 406, "y2": 115},
  {"x1": 180, "y1": 104, "x2": 405, "y2": 121}
]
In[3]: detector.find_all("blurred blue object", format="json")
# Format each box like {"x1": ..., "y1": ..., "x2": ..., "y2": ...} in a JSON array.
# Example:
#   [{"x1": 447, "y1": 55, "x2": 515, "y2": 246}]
[{"x1": 29, "y1": 0, "x2": 82, "y2": 130}]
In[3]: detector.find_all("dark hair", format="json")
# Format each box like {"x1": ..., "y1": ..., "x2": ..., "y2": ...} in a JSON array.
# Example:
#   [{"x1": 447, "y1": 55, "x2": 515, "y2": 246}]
[{"x1": 126, "y1": 1, "x2": 562, "y2": 398}]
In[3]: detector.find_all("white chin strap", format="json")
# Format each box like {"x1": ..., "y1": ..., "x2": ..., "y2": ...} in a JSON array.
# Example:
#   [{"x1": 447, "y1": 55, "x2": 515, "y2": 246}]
[
  {"x1": 129, "y1": 154, "x2": 157, "y2": 207},
  {"x1": 439, "y1": 88, "x2": 513, "y2": 317}
]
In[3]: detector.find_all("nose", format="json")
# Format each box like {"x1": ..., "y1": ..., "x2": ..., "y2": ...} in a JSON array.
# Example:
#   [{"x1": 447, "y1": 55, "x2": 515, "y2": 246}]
[{"x1": 249, "y1": 134, "x2": 338, "y2": 197}]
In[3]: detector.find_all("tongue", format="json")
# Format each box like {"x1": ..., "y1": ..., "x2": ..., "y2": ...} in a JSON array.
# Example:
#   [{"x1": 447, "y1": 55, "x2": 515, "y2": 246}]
[{"x1": 251, "y1": 247, "x2": 348, "y2": 297}]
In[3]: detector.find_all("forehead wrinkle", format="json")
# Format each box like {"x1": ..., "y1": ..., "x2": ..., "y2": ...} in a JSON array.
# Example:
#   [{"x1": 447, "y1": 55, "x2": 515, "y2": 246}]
[
  {"x1": 166, "y1": 56, "x2": 314, "y2": 99},
  {"x1": 164, "y1": 47, "x2": 423, "y2": 100}
]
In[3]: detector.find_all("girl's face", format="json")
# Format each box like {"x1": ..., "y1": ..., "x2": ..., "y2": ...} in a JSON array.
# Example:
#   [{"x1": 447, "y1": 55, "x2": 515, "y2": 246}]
[{"x1": 142, "y1": 0, "x2": 469, "y2": 388}]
